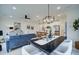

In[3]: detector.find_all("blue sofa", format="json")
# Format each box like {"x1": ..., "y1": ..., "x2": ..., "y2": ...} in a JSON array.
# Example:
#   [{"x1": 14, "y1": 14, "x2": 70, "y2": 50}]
[{"x1": 6, "y1": 34, "x2": 36, "y2": 52}]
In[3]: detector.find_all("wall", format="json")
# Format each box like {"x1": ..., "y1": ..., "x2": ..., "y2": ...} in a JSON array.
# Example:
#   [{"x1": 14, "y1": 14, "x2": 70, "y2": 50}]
[
  {"x1": 0, "y1": 18, "x2": 39, "y2": 37},
  {"x1": 38, "y1": 19, "x2": 66, "y2": 36},
  {"x1": 66, "y1": 7, "x2": 79, "y2": 47}
]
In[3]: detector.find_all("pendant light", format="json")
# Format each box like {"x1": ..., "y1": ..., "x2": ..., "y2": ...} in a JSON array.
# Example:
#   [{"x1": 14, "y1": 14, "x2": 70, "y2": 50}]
[{"x1": 43, "y1": 4, "x2": 55, "y2": 24}]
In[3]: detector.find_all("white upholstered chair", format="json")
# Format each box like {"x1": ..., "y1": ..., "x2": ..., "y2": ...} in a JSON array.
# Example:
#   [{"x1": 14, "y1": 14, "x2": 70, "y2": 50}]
[
  {"x1": 51, "y1": 39, "x2": 72, "y2": 55},
  {"x1": 22, "y1": 44, "x2": 46, "y2": 55},
  {"x1": 22, "y1": 40, "x2": 72, "y2": 55}
]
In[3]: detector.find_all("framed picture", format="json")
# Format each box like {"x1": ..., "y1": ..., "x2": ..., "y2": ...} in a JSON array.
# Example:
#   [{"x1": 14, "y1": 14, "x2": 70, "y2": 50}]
[
  {"x1": 14, "y1": 22, "x2": 21, "y2": 29},
  {"x1": 27, "y1": 25, "x2": 30, "y2": 29},
  {"x1": 53, "y1": 25, "x2": 60, "y2": 31},
  {"x1": 31, "y1": 26, "x2": 34, "y2": 30}
]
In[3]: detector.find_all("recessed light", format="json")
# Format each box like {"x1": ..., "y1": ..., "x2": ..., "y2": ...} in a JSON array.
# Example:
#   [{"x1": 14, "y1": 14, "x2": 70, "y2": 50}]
[
  {"x1": 57, "y1": 6, "x2": 61, "y2": 10},
  {"x1": 57, "y1": 14, "x2": 61, "y2": 17},
  {"x1": 36, "y1": 16, "x2": 39, "y2": 18},
  {"x1": 12, "y1": 6, "x2": 16, "y2": 10},
  {"x1": 9, "y1": 16, "x2": 13, "y2": 18}
]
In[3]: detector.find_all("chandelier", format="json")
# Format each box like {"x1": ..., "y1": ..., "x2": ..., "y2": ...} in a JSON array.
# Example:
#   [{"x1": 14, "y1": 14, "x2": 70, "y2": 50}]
[{"x1": 43, "y1": 4, "x2": 55, "y2": 24}]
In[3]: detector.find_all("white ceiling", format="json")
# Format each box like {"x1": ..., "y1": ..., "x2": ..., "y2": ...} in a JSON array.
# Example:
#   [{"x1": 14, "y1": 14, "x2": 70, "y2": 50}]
[{"x1": 0, "y1": 4, "x2": 79, "y2": 21}]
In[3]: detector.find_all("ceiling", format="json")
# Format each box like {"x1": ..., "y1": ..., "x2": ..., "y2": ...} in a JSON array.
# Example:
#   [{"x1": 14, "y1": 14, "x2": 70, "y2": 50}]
[{"x1": 0, "y1": 4, "x2": 79, "y2": 21}]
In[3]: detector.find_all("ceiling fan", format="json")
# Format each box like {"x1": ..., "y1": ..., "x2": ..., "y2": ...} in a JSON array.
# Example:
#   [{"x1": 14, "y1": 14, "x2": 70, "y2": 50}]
[
  {"x1": 25, "y1": 14, "x2": 30, "y2": 19},
  {"x1": 19, "y1": 14, "x2": 30, "y2": 19}
]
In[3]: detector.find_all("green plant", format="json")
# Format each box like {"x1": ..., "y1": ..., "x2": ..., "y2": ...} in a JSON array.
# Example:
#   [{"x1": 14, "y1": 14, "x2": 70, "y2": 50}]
[
  {"x1": 46, "y1": 26, "x2": 51, "y2": 29},
  {"x1": 46, "y1": 26, "x2": 52, "y2": 38},
  {"x1": 73, "y1": 18, "x2": 79, "y2": 31}
]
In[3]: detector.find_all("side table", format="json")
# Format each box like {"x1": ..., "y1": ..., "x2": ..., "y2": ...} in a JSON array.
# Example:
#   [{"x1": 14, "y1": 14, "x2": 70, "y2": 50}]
[{"x1": 75, "y1": 41, "x2": 79, "y2": 49}]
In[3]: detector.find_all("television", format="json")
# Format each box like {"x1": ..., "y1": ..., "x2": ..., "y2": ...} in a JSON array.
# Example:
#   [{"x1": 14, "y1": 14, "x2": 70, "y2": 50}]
[
  {"x1": 0, "y1": 30, "x2": 3, "y2": 36},
  {"x1": 9, "y1": 27, "x2": 13, "y2": 29}
]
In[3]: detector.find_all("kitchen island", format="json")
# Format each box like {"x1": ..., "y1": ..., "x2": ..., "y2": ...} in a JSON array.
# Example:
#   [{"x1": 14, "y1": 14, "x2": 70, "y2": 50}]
[{"x1": 31, "y1": 36, "x2": 65, "y2": 54}]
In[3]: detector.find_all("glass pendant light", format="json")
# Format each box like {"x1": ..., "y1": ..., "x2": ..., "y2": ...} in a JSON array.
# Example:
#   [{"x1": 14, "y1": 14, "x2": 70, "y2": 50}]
[{"x1": 43, "y1": 4, "x2": 55, "y2": 24}]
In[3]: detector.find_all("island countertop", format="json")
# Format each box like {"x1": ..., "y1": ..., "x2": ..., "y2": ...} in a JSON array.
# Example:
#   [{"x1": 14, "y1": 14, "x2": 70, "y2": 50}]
[{"x1": 31, "y1": 36, "x2": 65, "y2": 54}]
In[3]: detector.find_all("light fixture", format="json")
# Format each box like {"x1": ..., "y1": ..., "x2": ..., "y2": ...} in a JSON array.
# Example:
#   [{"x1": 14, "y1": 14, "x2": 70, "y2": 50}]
[
  {"x1": 36, "y1": 16, "x2": 39, "y2": 18},
  {"x1": 9, "y1": 16, "x2": 13, "y2": 18},
  {"x1": 12, "y1": 6, "x2": 16, "y2": 10},
  {"x1": 57, "y1": 14, "x2": 61, "y2": 17},
  {"x1": 57, "y1": 6, "x2": 61, "y2": 10},
  {"x1": 44, "y1": 19, "x2": 46, "y2": 22},
  {"x1": 43, "y1": 4, "x2": 55, "y2": 24}
]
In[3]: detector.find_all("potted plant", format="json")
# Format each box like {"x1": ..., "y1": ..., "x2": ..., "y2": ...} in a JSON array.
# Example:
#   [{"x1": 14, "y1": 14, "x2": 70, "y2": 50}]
[
  {"x1": 47, "y1": 26, "x2": 52, "y2": 38},
  {"x1": 73, "y1": 18, "x2": 79, "y2": 31}
]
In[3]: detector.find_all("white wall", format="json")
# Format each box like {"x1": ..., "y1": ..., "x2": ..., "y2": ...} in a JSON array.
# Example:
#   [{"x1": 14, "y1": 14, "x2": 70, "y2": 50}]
[
  {"x1": 66, "y1": 7, "x2": 79, "y2": 47},
  {"x1": 38, "y1": 20, "x2": 66, "y2": 36},
  {"x1": 0, "y1": 18, "x2": 39, "y2": 37}
]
